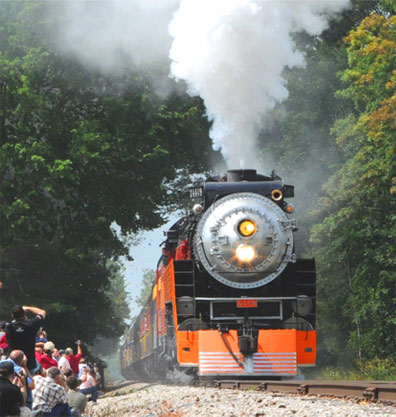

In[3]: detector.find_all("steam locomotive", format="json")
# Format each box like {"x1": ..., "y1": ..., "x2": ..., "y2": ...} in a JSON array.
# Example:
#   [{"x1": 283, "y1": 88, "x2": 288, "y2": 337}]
[{"x1": 120, "y1": 169, "x2": 316, "y2": 380}]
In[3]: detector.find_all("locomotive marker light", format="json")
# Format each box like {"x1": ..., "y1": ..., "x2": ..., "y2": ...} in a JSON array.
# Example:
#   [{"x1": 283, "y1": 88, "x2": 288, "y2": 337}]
[
  {"x1": 286, "y1": 203, "x2": 295, "y2": 213},
  {"x1": 236, "y1": 244, "x2": 256, "y2": 262},
  {"x1": 193, "y1": 203, "x2": 204, "y2": 215},
  {"x1": 238, "y1": 219, "x2": 256, "y2": 237}
]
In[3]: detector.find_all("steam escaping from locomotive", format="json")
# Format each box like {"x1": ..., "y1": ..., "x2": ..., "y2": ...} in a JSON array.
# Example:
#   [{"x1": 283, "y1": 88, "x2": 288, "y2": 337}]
[
  {"x1": 49, "y1": 0, "x2": 349, "y2": 167},
  {"x1": 169, "y1": 0, "x2": 350, "y2": 167}
]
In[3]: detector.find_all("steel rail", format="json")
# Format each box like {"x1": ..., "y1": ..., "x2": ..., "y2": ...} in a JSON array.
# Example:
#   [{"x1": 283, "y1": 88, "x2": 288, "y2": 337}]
[{"x1": 196, "y1": 379, "x2": 396, "y2": 403}]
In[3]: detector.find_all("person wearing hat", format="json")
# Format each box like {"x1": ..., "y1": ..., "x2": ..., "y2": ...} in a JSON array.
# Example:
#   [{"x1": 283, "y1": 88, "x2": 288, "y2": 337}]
[
  {"x1": 0, "y1": 360, "x2": 30, "y2": 417},
  {"x1": 58, "y1": 349, "x2": 71, "y2": 373},
  {"x1": 37, "y1": 341, "x2": 58, "y2": 371},
  {"x1": 5, "y1": 305, "x2": 46, "y2": 373}
]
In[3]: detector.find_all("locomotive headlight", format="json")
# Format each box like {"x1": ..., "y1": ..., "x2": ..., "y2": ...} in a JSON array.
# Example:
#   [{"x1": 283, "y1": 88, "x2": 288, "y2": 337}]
[
  {"x1": 236, "y1": 244, "x2": 256, "y2": 262},
  {"x1": 238, "y1": 219, "x2": 256, "y2": 237},
  {"x1": 271, "y1": 189, "x2": 283, "y2": 201}
]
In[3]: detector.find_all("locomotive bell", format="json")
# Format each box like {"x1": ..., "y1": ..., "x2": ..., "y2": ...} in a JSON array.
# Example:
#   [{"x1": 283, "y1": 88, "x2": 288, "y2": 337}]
[{"x1": 195, "y1": 192, "x2": 295, "y2": 289}]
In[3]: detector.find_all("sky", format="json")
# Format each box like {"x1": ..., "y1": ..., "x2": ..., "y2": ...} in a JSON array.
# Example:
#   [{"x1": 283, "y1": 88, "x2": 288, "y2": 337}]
[{"x1": 122, "y1": 215, "x2": 179, "y2": 317}]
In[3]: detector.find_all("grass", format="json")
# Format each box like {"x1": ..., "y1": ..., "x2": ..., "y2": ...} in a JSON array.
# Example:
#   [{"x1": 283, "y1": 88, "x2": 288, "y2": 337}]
[{"x1": 305, "y1": 358, "x2": 396, "y2": 381}]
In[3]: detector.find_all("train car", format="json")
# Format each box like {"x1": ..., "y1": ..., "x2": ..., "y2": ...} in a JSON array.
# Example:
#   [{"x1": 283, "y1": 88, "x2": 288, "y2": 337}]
[{"x1": 121, "y1": 169, "x2": 316, "y2": 380}]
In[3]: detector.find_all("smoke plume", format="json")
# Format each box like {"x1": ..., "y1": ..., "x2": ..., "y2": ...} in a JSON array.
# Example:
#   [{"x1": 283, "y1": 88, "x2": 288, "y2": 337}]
[
  {"x1": 50, "y1": 0, "x2": 350, "y2": 168},
  {"x1": 169, "y1": 0, "x2": 350, "y2": 168},
  {"x1": 51, "y1": 0, "x2": 178, "y2": 72}
]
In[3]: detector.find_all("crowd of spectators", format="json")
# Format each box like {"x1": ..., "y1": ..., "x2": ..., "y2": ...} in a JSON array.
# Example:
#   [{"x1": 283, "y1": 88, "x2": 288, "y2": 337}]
[{"x1": 0, "y1": 305, "x2": 106, "y2": 417}]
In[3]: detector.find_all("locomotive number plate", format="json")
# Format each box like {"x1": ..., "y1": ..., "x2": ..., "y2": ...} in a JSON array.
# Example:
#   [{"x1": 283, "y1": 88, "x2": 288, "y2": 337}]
[{"x1": 236, "y1": 299, "x2": 258, "y2": 308}]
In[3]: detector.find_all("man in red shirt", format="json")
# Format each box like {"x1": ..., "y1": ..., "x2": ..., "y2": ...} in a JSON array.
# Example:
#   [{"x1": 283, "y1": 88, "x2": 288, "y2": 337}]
[
  {"x1": 65, "y1": 340, "x2": 82, "y2": 377},
  {"x1": 37, "y1": 342, "x2": 58, "y2": 371}
]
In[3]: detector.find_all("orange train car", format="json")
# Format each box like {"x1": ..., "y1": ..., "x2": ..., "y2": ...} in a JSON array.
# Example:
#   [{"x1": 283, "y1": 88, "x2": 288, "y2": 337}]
[{"x1": 121, "y1": 169, "x2": 316, "y2": 380}]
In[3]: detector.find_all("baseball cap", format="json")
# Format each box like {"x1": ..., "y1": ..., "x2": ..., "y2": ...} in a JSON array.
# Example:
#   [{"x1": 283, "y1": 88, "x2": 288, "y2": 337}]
[
  {"x1": 0, "y1": 361, "x2": 15, "y2": 375},
  {"x1": 0, "y1": 359, "x2": 22, "y2": 374},
  {"x1": 44, "y1": 341, "x2": 55, "y2": 353}
]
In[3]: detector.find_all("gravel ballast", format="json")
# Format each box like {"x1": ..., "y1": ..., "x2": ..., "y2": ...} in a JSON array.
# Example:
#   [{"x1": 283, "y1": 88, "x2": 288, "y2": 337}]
[{"x1": 87, "y1": 383, "x2": 396, "y2": 417}]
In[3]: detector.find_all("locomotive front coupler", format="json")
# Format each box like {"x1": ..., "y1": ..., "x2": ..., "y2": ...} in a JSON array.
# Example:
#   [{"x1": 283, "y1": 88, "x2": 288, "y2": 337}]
[{"x1": 238, "y1": 319, "x2": 258, "y2": 355}]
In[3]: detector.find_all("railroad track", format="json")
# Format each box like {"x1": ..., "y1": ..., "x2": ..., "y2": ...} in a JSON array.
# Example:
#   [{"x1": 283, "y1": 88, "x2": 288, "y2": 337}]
[
  {"x1": 195, "y1": 379, "x2": 396, "y2": 403},
  {"x1": 106, "y1": 378, "x2": 396, "y2": 404}
]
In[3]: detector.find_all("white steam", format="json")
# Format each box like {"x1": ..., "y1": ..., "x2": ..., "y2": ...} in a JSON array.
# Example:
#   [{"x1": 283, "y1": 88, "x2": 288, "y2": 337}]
[
  {"x1": 50, "y1": 0, "x2": 349, "y2": 168},
  {"x1": 52, "y1": 0, "x2": 179, "y2": 71},
  {"x1": 169, "y1": 0, "x2": 349, "y2": 168}
]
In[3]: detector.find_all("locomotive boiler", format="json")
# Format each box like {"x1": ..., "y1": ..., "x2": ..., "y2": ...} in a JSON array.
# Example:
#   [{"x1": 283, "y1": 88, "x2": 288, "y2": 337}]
[{"x1": 121, "y1": 169, "x2": 316, "y2": 379}]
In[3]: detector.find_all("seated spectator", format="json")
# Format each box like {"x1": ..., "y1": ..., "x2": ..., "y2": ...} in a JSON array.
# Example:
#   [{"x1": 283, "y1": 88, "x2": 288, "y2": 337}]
[
  {"x1": 0, "y1": 360, "x2": 31, "y2": 417},
  {"x1": 32, "y1": 366, "x2": 72, "y2": 417},
  {"x1": 65, "y1": 341, "x2": 82, "y2": 378},
  {"x1": 37, "y1": 342, "x2": 58, "y2": 371},
  {"x1": 79, "y1": 366, "x2": 98, "y2": 404},
  {"x1": 63, "y1": 368, "x2": 73, "y2": 378},
  {"x1": 66, "y1": 376, "x2": 87, "y2": 417},
  {"x1": 57, "y1": 350, "x2": 71, "y2": 373},
  {"x1": 8, "y1": 350, "x2": 35, "y2": 409}
]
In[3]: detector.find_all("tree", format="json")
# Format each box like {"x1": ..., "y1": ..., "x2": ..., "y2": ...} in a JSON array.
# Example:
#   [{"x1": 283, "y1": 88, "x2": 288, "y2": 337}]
[
  {"x1": 0, "y1": 1, "x2": 213, "y2": 348},
  {"x1": 256, "y1": 0, "x2": 383, "y2": 256},
  {"x1": 135, "y1": 269, "x2": 156, "y2": 309},
  {"x1": 311, "y1": 11, "x2": 396, "y2": 362}
]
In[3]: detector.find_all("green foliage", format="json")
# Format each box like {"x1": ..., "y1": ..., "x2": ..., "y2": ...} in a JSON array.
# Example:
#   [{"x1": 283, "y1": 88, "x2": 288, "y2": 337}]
[
  {"x1": 255, "y1": 0, "x2": 395, "y2": 368},
  {"x1": 316, "y1": 358, "x2": 396, "y2": 381},
  {"x1": 135, "y1": 269, "x2": 156, "y2": 309},
  {"x1": 257, "y1": 0, "x2": 377, "y2": 255},
  {"x1": 311, "y1": 11, "x2": 396, "y2": 362},
  {"x1": 0, "y1": 1, "x2": 213, "y2": 350}
]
